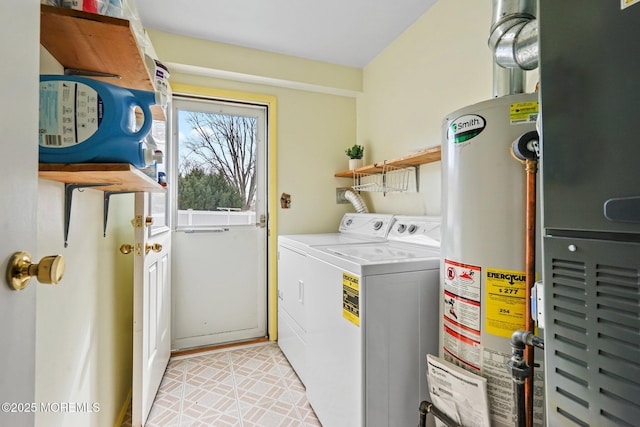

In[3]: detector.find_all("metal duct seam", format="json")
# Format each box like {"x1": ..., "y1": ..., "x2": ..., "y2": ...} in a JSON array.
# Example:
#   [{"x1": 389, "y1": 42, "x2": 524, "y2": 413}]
[
  {"x1": 344, "y1": 188, "x2": 369, "y2": 213},
  {"x1": 489, "y1": 0, "x2": 539, "y2": 96},
  {"x1": 513, "y1": 20, "x2": 538, "y2": 70},
  {"x1": 494, "y1": 20, "x2": 538, "y2": 70}
]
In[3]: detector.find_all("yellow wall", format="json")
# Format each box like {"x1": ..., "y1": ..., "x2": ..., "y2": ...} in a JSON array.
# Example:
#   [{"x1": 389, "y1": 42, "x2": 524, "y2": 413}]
[
  {"x1": 356, "y1": 0, "x2": 539, "y2": 216},
  {"x1": 149, "y1": 30, "x2": 361, "y2": 235},
  {"x1": 35, "y1": 50, "x2": 134, "y2": 427},
  {"x1": 146, "y1": 30, "x2": 362, "y2": 95},
  {"x1": 357, "y1": 0, "x2": 493, "y2": 216}
]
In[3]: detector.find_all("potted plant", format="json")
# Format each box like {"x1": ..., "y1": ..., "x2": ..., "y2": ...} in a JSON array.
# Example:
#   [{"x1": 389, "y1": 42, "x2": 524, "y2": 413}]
[{"x1": 345, "y1": 144, "x2": 365, "y2": 170}]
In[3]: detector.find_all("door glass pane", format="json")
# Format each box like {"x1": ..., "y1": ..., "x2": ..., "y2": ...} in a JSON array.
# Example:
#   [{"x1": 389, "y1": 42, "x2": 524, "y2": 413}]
[
  {"x1": 149, "y1": 120, "x2": 169, "y2": 235},
  {"x1": 175, "y1": 100, "x2": 263, "y2": 227}
]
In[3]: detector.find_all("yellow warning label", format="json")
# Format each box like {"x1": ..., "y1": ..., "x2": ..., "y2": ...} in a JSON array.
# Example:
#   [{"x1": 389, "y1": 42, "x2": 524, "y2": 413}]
[
  {"x1": 510, "y1": 101, "x2": 539, "y2": 124},
  {"x1": 485, "y1": 268, "x2": 527, "y2": 338},
  {"x1": 622, "y1": 0, "x2": 640, "y2": 10},
  {"x1": 342, "y1": 273, "x2": 360, "y2": 327}
]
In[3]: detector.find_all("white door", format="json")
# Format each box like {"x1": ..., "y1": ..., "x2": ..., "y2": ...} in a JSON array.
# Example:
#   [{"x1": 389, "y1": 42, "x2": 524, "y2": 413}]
[
  {"x1": 0, "y1": 2, "x2": 39, "y2": 426},
  {"x1": 171, "y1": 96, "x2": 268, "y2": 350},
  {"x1": 131, "y1": 190, "x2": 172, "y2": 426}
]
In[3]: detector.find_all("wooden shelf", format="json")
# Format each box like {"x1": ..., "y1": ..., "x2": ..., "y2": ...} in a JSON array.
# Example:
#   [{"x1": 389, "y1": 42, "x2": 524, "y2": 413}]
[
  {"x1": 334, "y1": 146, "x2": 442, "y2": 178},
  {"x1": 39, "y1": 163, "x2": 165, "y2": 193},
  {"x1": 40, "y1": 4, "x2": 165, "y2": 120}
]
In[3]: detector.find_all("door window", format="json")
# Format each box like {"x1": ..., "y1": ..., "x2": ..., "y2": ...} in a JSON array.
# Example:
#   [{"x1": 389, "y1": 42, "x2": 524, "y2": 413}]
[{"x1": 172, "y1": 97, "x2": 267, "y2": 228}]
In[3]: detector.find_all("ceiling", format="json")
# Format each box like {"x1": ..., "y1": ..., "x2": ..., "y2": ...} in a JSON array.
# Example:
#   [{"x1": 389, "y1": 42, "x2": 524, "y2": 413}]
[{"x1": 134, "y1": 0, "x2": 439, "y2": 68}]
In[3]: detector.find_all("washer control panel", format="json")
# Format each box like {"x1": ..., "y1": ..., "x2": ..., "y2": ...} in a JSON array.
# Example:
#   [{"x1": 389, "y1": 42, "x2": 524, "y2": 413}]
[
  {"x1": 339, "y1": 213, "x2": 395, "y2": 239},
  {"x1": 388, "y1": 216, "x2": 441, "y2": 247}
]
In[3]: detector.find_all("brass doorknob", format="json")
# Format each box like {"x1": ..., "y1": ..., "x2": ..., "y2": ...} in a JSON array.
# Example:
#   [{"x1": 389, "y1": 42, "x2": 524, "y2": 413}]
[
  {"x1": 120, "y1": 244, "x2": 134, "y2": 255},
  {"x1": 6, "y1": 251, "x2": 65, "y2": 291},
  {"x1": 146, "y1": 243, "x2": 162, "y2": 254}
]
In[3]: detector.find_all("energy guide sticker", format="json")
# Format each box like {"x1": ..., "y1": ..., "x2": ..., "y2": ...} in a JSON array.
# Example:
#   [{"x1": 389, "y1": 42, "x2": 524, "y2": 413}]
[
  {"x1": 485, "y1": 268, "x2": 527, "y2": 338},
  {"x1": 342, "y1": 273, "x2": 360, "y2": 327}
]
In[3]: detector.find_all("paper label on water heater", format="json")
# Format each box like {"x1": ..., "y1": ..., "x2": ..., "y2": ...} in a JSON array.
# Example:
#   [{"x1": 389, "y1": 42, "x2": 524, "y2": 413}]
[
  {"x1": 622, "y1": 0, "x2": 640, "y2": 9},
  {"x1": 483, "y1": 349, "x2": 546, "y2": 427},
  {"x1": 510, "y1": 101, "x2": 539, "y2": 124},
  {"x1": 342, "y1": 273, "x2": 360, "y2": 326}
]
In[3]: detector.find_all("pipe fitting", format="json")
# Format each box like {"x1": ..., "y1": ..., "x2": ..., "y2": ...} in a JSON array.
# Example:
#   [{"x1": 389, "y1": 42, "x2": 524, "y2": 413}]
[
  {"x1": 506, "y1": 357, "x2": 531, "y2": 383},
  {"x1": 510, "y1": 329, "x2": 545, "y2": 350},
  {"x1": 419, "y1": 400, "x2": 461, "y2": 427},
  {"x1": 508, "y1": 330, "x2": 533, "y2": 383}
]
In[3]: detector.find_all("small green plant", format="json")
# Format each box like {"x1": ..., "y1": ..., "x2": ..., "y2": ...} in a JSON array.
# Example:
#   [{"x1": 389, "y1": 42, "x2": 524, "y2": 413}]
[{"x1": 345, "y1": 144, "x2": 364, "y2": 159}]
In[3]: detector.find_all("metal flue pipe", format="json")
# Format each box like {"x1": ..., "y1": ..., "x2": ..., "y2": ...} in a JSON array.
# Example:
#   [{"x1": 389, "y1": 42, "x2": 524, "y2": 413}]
[{"x1": 489, "y1": 0, "x2": 539, "y2": 97}]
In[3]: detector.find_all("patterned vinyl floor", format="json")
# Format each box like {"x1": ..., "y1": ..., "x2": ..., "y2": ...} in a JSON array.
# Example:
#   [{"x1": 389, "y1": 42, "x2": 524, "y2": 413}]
[{"x1": 121, "y1": 342, "x2": 321, "y2": 427}]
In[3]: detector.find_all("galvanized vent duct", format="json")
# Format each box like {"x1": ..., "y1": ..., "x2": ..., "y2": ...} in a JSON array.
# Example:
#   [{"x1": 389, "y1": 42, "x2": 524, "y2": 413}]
[{"x1": 488, "y1": 0, "x2": 539, "y2": 97}]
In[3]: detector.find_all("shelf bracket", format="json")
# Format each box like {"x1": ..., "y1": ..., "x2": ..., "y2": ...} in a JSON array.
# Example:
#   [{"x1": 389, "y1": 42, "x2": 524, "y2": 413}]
[
  {"x1": 415, "y1": 165, "x2": 420, "y2": 192},
  {"x1": 103, "y1": 191, "x2": 135, "y2": 237},
  {"x1": 64, "y1": 68, "x2": 121, "y2": 79},
  {"x1": 64, "y1": 183, "x2": 111, "y2": 247}
]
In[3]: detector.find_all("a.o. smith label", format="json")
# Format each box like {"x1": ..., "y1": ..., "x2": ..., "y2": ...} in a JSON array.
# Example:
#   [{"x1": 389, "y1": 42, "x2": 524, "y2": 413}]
[{"x1": 448, "y1": 114, "x2": 486, "y2": 145}]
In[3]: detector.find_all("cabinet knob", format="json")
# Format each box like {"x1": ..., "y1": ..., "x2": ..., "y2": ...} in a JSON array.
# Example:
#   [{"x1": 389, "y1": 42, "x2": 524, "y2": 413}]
[
  {"x1": 6, "y1": 252, "x2": 65, "y2": 291},
  {"x1": 120, "y1": 244, "x2": 134, "y2": 255}
]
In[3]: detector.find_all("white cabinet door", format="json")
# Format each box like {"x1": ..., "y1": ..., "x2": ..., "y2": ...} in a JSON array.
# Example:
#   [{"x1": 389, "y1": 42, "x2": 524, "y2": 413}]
[
  {"x1": 0, "y1": 2, "x2": 39, "y2": 426},
  {"x1": 277, "y1": 245, "x2": 308, "y2": 383},
  {"x1": 278, "y1": 246, "x2": 307, "y2": 330}
]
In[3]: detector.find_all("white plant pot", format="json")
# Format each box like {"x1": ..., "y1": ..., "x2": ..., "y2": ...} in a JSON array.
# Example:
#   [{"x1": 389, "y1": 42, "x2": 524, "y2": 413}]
[{"x1": 349, "y1": 158, "x2": 363, "y2": 170}]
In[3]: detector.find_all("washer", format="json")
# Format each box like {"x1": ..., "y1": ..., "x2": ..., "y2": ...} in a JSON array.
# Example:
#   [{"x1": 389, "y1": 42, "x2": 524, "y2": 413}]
[
  {"x1": 277, "y1": 213, "x2": 395, "y2": 386},
  {"x1": 304, "y1": 216, "x2": 441, "y2": 427}
]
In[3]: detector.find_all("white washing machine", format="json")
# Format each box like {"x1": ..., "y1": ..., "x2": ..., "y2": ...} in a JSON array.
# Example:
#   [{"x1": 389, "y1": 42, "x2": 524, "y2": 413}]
[
  {"x1": 304, "y1": 216, "x2": 441, "y2": 427},
  {"x1": 277, "y1": 213, "x2": 395, "y2": 386}
]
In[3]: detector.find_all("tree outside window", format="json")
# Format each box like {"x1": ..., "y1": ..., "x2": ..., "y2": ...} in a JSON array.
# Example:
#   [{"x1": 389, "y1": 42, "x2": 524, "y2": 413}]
[{"x1": 178, "y1": 111, "x2": 257, "y2": 212}]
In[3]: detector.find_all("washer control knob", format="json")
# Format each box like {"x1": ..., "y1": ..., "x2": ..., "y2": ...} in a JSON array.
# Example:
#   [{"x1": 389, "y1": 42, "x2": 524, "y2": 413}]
[
  {"x1": 397, "y1": 224, "x2": 406, "y2": 233},
  {"x1": 408, "y1": 225, "x2": 418, "y2": 234},
  {"x1": 373, "y1": 221, "x2": 383, "y2": 230}
]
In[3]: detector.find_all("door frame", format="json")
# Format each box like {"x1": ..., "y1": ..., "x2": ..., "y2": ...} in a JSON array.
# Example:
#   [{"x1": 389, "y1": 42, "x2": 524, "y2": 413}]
[
  {"x1": 0, "y1": 1, "x2": 39, "y2": 425},
  {"x1": 170, "y1": 83, "x2": 279, "y2": 341}
]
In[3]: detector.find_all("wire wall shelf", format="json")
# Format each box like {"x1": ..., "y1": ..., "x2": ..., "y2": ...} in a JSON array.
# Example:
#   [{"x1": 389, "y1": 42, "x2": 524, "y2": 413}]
[{"x1": 352, "y1": 164, "x2": 413, "y2": 194}]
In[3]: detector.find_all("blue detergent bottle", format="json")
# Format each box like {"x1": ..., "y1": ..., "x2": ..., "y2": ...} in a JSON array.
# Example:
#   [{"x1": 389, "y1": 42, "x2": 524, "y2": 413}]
[{"x1": 39, "y1": 75, "x2": 159, "y2": 168}]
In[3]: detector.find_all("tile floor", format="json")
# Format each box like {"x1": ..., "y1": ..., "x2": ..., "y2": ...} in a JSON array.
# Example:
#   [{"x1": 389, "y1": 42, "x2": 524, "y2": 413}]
[{"x1": 121, "y1": 342, "x2": 321, "y2": 427}]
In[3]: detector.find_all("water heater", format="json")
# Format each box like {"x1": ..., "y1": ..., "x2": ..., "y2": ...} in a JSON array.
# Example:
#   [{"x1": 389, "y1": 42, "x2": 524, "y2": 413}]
[{"x1": 440, "y1": 92, "x2": 544, "y2": 427}]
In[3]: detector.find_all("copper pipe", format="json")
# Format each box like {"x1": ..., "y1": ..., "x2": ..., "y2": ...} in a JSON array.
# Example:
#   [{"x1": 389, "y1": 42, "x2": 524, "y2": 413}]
[{"x1": 524, "y1": 159, "x2": 537, "y2": 427}]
